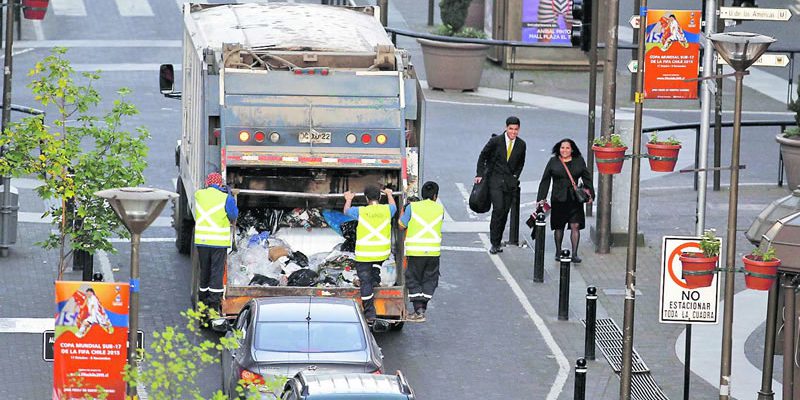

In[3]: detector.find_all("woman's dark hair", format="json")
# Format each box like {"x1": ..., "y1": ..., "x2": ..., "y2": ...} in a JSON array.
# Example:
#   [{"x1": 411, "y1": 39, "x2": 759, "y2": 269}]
[{"x1": 551, "y1": 138, "x2": 582, "y2": 157}]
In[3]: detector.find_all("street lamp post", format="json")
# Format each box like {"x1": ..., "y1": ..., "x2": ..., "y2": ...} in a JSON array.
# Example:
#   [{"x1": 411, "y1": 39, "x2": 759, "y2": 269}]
[
  {"x1": 707, "y1": 32, "x2": 775, "y2": 400},
  {"x1": 95, "y1": 187, "x2": 178, "y2": 399}
]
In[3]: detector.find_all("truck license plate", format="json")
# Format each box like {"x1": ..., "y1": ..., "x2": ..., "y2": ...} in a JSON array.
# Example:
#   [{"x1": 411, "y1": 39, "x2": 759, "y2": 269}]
[{"x1": 298, "y1": 131, "x2": 331, "y2": 144}]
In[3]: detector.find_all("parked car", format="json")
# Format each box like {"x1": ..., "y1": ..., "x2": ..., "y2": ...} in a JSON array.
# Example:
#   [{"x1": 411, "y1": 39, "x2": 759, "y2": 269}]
[
  {"x1": 221, "y1": 296, "x2": 384, "y2": 398},
  {"x1": 280, "y1": 371, "x2": 415, "y2": 399}
]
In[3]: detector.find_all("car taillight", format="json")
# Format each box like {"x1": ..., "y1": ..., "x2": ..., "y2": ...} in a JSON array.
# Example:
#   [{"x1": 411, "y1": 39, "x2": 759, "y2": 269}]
[
  {"x1": 238, "y1": 130, "x2": 250, "y2": 142},
  {"x1": 361, "y1": 133, "x2": 371, "y2": 144},
  {"x1": 240, "y1": 368, "x2": 265, "y2": 385},
  {"x1": 254, "y1": 131, "x2": 265, "y2": 142},
  {"x1": 375, "y1": 134, "x2": 387, "y2": 145}
]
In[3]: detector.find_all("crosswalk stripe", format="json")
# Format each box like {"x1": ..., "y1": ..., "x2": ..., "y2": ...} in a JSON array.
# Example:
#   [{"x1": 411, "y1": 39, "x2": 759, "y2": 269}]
[
  {"x1": 50, "y1": 0, "x2": 87, "y2": 16},
  {"x1": 115, "y1": 0, "x2": 154, "y2": 16}
]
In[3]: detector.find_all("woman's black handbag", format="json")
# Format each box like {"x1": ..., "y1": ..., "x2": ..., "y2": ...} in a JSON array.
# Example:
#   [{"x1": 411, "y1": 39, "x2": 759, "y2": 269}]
[
  {"x1": 469, "y1": 179, "x2": 491, "y2": 213},
  {"x1": 561, "y1": 158, "x2": 591, "y2": 204}
]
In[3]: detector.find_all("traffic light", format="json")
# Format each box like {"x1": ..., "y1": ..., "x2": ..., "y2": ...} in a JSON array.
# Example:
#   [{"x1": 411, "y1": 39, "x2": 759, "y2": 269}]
[
  {"x1": 570, "y1": 0, "x2": 592, "y2": 52},
  {"x1": 731, "y1": 0, "x2": 758, "y2": 7}
]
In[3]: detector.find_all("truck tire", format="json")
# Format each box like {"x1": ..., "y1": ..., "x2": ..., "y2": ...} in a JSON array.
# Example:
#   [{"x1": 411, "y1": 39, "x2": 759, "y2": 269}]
[
  {"x1": 190, "y1": 243, "x2": 200, "y2": 308},
  {"x1": 174, "y1": 177, "x2": 193, "y2": 255}
]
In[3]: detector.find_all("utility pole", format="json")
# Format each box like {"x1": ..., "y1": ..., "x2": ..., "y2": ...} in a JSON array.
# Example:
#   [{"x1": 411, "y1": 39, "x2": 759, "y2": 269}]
[
  {"x1": 596, "y1": 0, "x2": 620, "y2": 253},
  {"x1": 0, "y1": 0, "x2": 15, "y2": 256}
]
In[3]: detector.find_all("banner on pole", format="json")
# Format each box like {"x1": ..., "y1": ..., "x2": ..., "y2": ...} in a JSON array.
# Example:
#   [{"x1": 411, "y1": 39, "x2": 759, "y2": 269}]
[
  {"x1": 53, "y1": 281, "x2": 129, "y2": 400},
  {"x1": 643, "y1": 10, "x2": 702, "y2": 99},
  {"x1": 521, "y1": 0, "x2": 575, "y2": 45}
]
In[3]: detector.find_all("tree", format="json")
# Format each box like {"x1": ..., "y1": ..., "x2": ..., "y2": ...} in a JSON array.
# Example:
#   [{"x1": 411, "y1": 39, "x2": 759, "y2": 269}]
[{"x1": 0, "y1": 48, "x2": 150, "y2": 276}]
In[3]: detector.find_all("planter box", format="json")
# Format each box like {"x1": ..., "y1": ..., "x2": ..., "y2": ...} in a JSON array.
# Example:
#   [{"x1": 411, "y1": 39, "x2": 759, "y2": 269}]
[
  {"x1": 418, "y1": 38, "x2": 489, "y2": 91},
  {"x1": 646, "y1": 143, "x2": 681, "y2": 172},
  {"x1": 742, "y1": 256, "x2": 780, "y2": 291},
  {"x1": 777, "y1": 134, "x2": 800, "y2": 190},
  {"x1": 591, "y1": 145, "x2": 627, "y2": 175},
  {"x1": 679, "y1": 252, "x2": 718, "y2": 289}
]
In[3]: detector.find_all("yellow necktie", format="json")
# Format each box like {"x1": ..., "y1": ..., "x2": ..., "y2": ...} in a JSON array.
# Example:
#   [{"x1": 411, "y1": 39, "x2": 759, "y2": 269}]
[{"x1": 506, "y1": 140, "x2": 513, "y2": 161}]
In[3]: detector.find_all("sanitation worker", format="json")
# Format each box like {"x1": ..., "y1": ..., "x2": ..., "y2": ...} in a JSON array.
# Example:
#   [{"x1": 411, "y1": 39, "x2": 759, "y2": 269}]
[
  {"x1": 399, "y1": 181, "x2": 444, "y2": 322},
  {"x1": 194, "y1": 172, "x2": 238, "y2": 318},
  {"x1": 344, "y1": 185, "x2": 396, "y2": 323}
]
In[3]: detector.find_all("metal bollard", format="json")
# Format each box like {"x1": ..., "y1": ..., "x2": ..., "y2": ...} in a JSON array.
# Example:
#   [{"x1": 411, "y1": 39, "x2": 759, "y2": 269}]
[
  {"x1": 558, "y1": 249, "x2": 571, "y2": 320},
  {"x1": 574, "y1": 358, "x2": 587, "y2": 400},
  {"x1": 508, "y1": 187, "x2": 520, "y2": 246},
  {"x1": 585, "y1": 286, "x2": 597, "y2": 360},
  {"x1": 533, "y1": 212, "x2": 546, "y2": 283}
]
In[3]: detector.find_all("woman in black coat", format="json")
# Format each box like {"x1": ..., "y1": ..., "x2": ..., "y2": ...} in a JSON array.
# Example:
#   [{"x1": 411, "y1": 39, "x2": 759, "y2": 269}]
[{"x1": 536, "y1": 139, "x2": 594, "y2": 263}]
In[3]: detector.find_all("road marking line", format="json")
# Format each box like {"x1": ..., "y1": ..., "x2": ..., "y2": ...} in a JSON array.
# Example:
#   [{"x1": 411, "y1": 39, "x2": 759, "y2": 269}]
[
  {"x1": 72, "y1": 63, "x2": 181, "y2": 72},
  {"x1": 31, "y1": 20, "x2": 44, "y2": 41},
  {"x1": 441, "y1": 245, "x2": 486, "y2": 252},
  {"x1": 479, "y1": 233, "x2": 569, "y2": 400},
  {"x1": 426, "y1": 98, "x2": 538, "y2": 110},
  {"x1": 19, "y1": 211, "x2": 173, "y2": 227},
  {"x1": 115, "y1": 0, "x2": 154, "y2": 16},
  {"x1": 50, "y1": 0, "x2": 87, "y2": 16},
  {"x1": 108, "y1": 237, "x2": 175, "y2": 243},
  {"x1": 0, "y1": 318, "x2": 54, "y2": 333}
]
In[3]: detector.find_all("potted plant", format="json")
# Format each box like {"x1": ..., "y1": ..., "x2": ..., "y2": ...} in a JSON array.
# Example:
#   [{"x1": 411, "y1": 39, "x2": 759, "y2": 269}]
[
  {"x1": 417, "y1": 0, "x2": 489, "y2": 91},
  {"x1": 646, "y1": 132, "x2": 682, "y2": 172},
  {"x1": 742, "y1": 245, "x2": 781, "y2": 291},
  {"x1": 679, "y1": 229, "x2": 720, "y2": 289},
  {"x1": 591, "y1": 133, "x2": 628, "y2": 175},
  {"x1": 777, "y1": 73, "x2": 800, "y2": 190}
]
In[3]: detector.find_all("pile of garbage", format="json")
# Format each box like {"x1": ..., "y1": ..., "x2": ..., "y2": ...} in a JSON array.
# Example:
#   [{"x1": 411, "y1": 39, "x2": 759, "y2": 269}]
[{"x1": 227, "y1": 208, "x2": 396, "y2": 288}]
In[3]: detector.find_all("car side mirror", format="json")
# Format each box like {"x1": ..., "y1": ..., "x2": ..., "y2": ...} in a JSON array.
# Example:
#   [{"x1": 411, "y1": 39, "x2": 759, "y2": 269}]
[
  {"x1": 210, "y1": 317, "x2": 231, "y2": 333},
  {"x1": 159, "y1": 64, "x2": 175, "y2": 94}
]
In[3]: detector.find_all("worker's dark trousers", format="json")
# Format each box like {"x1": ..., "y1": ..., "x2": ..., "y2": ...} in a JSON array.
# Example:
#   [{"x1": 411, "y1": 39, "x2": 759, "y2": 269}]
[
  {"x1": 198, "y1": 246, "x2": 226, "y2": 311},
  {"x1": 405, "y1": 256, "x2": 440, "y2": 312},
  {"x1": 356, "y1": 261, "x2": 383, "y2": 319}
]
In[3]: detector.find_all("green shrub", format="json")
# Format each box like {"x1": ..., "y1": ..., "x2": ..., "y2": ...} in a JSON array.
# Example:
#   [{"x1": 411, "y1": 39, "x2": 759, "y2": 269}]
[{"x1": 593, "y1": 133, "x2": 626, "y2": 148}]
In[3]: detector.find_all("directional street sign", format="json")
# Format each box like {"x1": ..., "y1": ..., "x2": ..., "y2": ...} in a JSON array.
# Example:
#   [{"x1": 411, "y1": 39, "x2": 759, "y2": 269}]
[
  {"x1": 719, "y1": 7, "x2": 792, "y2": 21},
  {"x1": 629, "y1": 15, "x2": 640, "y2": 29},
  {"x1": 627, "y1": 60, "x2": 638, "y2": 73},
  {"x1": 718, "y1": 53, "x2": 790, "y2": 68}
]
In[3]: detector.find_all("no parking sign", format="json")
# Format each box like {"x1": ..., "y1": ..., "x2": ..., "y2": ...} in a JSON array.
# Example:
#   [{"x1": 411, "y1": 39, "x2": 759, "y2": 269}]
[{"x1": 658, "y1": 236, "x2": 721, "y2": 324}]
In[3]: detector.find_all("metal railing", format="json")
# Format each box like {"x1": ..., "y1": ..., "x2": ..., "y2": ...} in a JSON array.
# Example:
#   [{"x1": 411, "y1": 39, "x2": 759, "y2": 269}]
[{"x1": 641, "y1": 120, "x2": 795, "y2": 190}]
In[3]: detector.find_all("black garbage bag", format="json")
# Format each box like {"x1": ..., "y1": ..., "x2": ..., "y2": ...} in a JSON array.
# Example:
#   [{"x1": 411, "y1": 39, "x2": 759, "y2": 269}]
[
  {"x1": 249, "y1": 274, "x2": 280, "y2": 287},
  {"x1": 289, "y1": 251, "x2": 309, "y2": 268},
  {"x1": 340, "y1": 220, "x2": 357, "y2": 252},
  {"x1": 469, "y1": 179, "x2": 491, "y2": 214},
  {"x1": 287, "y1": 269, "x2": 319, "y2": 287}
]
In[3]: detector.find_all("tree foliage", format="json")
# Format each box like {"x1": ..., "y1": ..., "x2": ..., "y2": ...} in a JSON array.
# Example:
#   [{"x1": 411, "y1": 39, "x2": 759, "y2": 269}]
[
  {"x1": 439, "y1": 0, "x2": 472, "y2": 34},
  {"x1": 0, "y1": 48, "x2": 150, "y2": 273}
]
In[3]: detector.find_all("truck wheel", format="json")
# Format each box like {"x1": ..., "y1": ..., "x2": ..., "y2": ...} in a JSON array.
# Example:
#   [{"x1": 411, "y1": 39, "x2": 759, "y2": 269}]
[
  {"x1": 190, "y1": 243, "x2": 200, "y2": 308},
  {"x1": 174, "y1": 177, "x2": 193, "y2": 255}
]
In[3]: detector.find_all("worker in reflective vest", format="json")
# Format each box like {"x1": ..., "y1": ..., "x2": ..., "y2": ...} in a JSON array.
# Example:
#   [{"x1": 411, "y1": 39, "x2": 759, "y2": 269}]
[
  {"x1": 194, "y1": 172, "x2": 238, "y2": 318},
  {"x1": 344, "y1": 185, "x2": 396, "y2": 322},
  {"x1": 399, "y1": 181, "x2": 443, "y2": 323}
]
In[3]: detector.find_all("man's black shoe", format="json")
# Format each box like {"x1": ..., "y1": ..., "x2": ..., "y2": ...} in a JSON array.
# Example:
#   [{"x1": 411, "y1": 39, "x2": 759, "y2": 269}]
[
  {"x1": 489, "y1": 246, "x2": 499, "y2": 254},
  {"x1": 572, "y1": 255, "x2": 582, "y2": 263}
]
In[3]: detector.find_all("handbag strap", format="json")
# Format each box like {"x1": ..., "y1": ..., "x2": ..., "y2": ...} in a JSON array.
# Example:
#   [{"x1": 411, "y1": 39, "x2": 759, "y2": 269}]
[{"x1": 559, "y1": 157, "x2": 579, "y2": 190}]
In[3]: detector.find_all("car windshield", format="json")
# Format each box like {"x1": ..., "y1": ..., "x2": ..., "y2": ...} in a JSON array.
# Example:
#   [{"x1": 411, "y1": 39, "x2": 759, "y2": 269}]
[{"x1": 254, "y1": 322, "x2": 366, "y2": 353}]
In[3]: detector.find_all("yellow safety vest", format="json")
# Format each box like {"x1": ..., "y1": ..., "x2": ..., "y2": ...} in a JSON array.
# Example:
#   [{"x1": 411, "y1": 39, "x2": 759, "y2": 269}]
[
  {"x1": 404, "y1": 200, "x2": 444, "y2": 257},
  {"x1": 355, "y1": 204, "x2": 392, "y2": 262},
  {"x1": 194, "y1": 187, "x2": 232, "y2": 247}
]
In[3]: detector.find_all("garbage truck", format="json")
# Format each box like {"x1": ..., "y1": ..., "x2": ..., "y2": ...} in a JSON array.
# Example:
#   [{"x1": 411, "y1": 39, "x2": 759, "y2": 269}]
[{"x1": 159, "y1": 2, "x2": 423, "y2": 328}]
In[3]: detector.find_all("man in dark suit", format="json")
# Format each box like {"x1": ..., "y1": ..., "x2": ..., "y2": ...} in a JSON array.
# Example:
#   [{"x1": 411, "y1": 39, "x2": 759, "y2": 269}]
[{"x1": 474, "y1": 116, "x2": 527, "y2": 254}]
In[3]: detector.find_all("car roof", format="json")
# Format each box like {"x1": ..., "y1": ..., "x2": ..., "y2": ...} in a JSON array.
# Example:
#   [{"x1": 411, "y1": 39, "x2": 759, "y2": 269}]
[
  {"x1": 300, "y1": 373, "x2": 409, "y2": 396},
  {"x1": 253, "y1": 296, "x2": 361, "y2": 323}
]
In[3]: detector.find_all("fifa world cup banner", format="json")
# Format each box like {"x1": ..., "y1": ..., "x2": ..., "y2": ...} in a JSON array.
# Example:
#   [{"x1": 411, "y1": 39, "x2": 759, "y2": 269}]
[
  {"x1": 521, "y1": 0, "x2": 574, "y2": 45},
  {"x1": 644, "y1": 10, "x2": 701, "y2": 99},
  {"x1": 53, "y1": 281, "x2": 129, "y2": 400}
]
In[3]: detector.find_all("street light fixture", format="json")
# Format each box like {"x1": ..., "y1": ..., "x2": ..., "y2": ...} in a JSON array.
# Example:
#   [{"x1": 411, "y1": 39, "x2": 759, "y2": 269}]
[
  {"x1": 707, "y1": 31, "x2": 775, "y2": 400},
  {"x1": 95, "y1": 187, "x2": 177, "y2": 398}
]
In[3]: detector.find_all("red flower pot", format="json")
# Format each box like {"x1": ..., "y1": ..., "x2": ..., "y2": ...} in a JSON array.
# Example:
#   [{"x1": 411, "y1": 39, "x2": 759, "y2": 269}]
[
  {"x1": 679, "y1": 252, "x2": 718, "y2": 289},
  {"x1": 592, "y1": 145, "x2": 628, "y2": 175},
  {"x1": 742, "y1": 255, "x2": 780, "y2": 291},
  {"x1": 646, "y1": 142, "x2": 681, "y2": 172},
  {"x1": 22, "y1": 0, "x2": 48, "y2": 20}
]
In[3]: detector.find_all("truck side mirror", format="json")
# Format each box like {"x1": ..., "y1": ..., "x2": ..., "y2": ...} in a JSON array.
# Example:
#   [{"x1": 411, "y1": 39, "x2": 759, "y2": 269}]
[{"x1": 159, "y1": 64, "x2": 175, "y2": 94}]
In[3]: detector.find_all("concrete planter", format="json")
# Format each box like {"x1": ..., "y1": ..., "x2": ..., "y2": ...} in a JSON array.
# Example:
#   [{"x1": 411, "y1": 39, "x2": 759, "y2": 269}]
[
  {"x1": 417, "y1": 38, "x2": 489, "y2": 91},
  {"x1": 777, "y1": 133, "x2": 800, "y2": 190}
]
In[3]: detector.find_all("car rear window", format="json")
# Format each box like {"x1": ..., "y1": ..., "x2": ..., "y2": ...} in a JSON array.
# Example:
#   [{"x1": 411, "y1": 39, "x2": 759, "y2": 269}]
[{"x1": 254, "y1": 322, "x2": 366, "y2": 353}]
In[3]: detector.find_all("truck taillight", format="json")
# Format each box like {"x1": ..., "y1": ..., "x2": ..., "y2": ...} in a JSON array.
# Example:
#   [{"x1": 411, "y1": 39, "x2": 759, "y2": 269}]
[
  {"x1": 254, "y1": 131, "x2": 265, "y2": 142},
  {"x1": 238, "y1": 130, "x2": 250, "y2": 142},
  {"x1": 269, "y1": 131, "x2": 280, "y2": 143},
  {"x1": 346, "y1": 133, "x2": 357, "y2": 144},
  {"x1": 293, "y1": 68, "x2": 330, "y2": 75},
  {"x1": 361, "y1": 133, "x2": 371, "y2": 144},
  {"x1": 376, "y1": 134, "x2": 387, "y2": 145}
]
